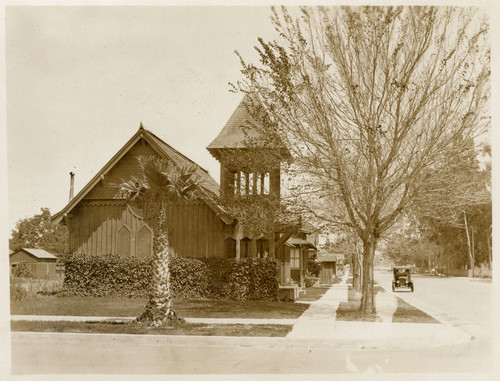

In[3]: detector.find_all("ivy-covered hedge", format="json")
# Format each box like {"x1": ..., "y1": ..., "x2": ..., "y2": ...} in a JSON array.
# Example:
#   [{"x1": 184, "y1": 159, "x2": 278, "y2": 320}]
[
  {"x1": 201, "y1": 257, "x2": 281, "y2": 301},
  {"x1": 63, "y1": 254, "x2": 153, "y2": 297},
  {"x1": 62, "y1": 254, "x2": 280, "y2": 301}
]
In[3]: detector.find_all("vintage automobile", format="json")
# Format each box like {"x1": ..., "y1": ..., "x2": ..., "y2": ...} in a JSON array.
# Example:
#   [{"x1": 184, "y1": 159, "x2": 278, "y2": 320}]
[{"x1": 392, "y1": 266, "x2": 414, "y2": 292}]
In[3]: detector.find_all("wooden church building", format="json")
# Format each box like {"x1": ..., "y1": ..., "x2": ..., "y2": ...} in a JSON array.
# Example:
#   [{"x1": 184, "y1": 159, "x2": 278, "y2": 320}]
[{"x1": 52, "y1": 96, "x2": 316, "y2": 285}]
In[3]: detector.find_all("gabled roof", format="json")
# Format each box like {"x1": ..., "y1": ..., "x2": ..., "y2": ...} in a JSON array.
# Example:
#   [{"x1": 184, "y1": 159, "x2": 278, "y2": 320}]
[
  {"x1": 206, "y1": 95, "x2": 291, "y2": 160},
  {"x1": 11, "y1": 248, "x2": 57, "y2": 260},
  {"x1": 52, "y1": 124, "x2": 232, "y2": 225}
]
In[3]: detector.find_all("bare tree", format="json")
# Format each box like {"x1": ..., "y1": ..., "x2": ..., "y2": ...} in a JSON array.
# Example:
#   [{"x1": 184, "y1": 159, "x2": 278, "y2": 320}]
[{"x1": 234, "y1": 6, "x2": 489, "y2": 312}]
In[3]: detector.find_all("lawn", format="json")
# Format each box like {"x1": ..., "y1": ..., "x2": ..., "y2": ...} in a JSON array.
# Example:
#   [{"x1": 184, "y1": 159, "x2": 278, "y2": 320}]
[
  {"x1": 296, "y1": 286, "x2": 330, "y2": 302},
  {"x1": 11, "y1": 296, "x2": 310, "y2": 319},
  {"x1": 11, "y1": 320, "x2": 292, "y2": 337}
]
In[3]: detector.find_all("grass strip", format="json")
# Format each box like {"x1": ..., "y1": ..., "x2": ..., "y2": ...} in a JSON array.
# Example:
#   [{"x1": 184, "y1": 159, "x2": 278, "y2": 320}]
[
  {"x1": 296, "y1": 286, "x2": 329, "y2": 302},
  {"x1": 11, "y1": 320, "x2": 292, "y2": 337},
  {"x1": 11, "y1": 296, "x2": 310, "y2": 319},
  {"x1": 335, "y1": 285, "x2": 439, "y2": 324}
]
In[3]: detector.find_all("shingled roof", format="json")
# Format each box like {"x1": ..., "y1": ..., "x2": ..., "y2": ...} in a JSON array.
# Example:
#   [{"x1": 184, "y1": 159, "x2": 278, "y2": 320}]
[
  {"x1": 52, "y1": 125, "x2": 231, "y2": 225},
  {"x1": 207, "y1": 95, "x2": 290, "y2": 161},
  {"x1": 207, "y1": 95, "x2": 262, "y2": 150},
  {"x1": 146, "y1": 129, "x2": 220, "y2": 195}
]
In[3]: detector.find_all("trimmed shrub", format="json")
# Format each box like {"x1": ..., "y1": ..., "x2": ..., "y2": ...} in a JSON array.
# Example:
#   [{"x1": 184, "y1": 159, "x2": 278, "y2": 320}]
[
  {"x1": 63, "y1": 254, "x2": 280, "y2": 301},
  {"x1": 202, "y1": 257, "x2": 280, "y2": 301},
  {"x1": 201, "y1": 257, "x2": 234, "y2": 299},
  {"x1": 63, "y1": 254, "x2": 153, "y2": 297},
  {"x1": 12, "y1": 263, "x2": 35, "y2": 279},
  {"x1": 304, "y1": 276, "x2": 319, "y2": 288},
  {"x1": 170, "y1": 257, "x2": 210, "y2": 299},
  {"x1": 307, "y1": 254, "x2": 321, "y2": 277}
]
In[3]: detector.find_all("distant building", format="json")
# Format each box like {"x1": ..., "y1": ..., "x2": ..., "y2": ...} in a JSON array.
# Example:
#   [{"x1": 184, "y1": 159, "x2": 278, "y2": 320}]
[{"x1": 10, "y1": 248, "x2": 57, "y2": 278}]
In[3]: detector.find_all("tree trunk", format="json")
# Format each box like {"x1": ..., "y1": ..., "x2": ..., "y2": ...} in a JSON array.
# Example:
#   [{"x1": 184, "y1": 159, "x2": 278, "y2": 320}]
[
  {"x1": 352, "y1": 245, "x2": 362, "y2": 291},
  {"x1": 351, "y1": 254, "x2": 359, "y2": 290},
  {"x1": 359, "y1": 234, "x2": 376, "y2": 313},
  {"x1": 464, "y1": 212, "x2": 475, "y2": 278},
  {"x1": 487, "y1": 229, "x2": 492, "y2": 269},
  {"x1": 137, "y1": 206, "x2": 184, "y2": 326}
]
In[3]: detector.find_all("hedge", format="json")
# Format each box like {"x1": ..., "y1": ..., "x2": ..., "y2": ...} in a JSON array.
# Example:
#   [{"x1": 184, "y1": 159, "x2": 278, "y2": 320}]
[
  {"x1": 12, "y1": 263, "x2": 35, "y2": 279},
  {"x1": 62, "y1": 254, "x2": 280, "y2": 301}
]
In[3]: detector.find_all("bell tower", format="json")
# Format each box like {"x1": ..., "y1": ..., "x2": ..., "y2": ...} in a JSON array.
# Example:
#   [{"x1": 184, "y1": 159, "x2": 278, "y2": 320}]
[
  {"x1": 207, "y1": 95, "x2": 291, "y2": 260},
  {"x1": 207, "y1": 95, "x2": 290, "y2": 201}
]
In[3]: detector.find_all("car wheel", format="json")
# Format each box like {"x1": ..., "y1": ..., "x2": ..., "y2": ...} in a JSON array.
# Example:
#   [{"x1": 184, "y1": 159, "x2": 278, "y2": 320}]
[
  {"x1": 392, "y1": 282, "x2": 395, "y2": 292},
  {"x1": 410, "y1": 283, "x2": 414, "y2": 292}
]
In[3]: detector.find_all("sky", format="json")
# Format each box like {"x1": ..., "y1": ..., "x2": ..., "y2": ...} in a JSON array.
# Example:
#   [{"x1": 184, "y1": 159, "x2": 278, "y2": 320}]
[
  {"x1": 5, "y1": 6, "x2": 280, "y2": 232},
  {"x1": 3, "y1": 2, "x2": 496, "y2": 235}
]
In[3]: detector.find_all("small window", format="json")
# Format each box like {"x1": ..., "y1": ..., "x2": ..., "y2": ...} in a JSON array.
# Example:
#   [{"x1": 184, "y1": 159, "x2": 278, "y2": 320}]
[
  {"x1": 233, "y1": 171, "x2": 270, "y2": 196},
  {"x1": 263, "y1": 173, "x2": 270, "y2": 195},
  {"x1": 225, "y1": 237, "x2": 236, "y2": 258},
  {"x1": 257, "y1": 238, "x2": 269, "y2": 258},
  {"x1": 136, "y1": 225, "x2": 153, "y2": 257},
  {"x1": 117, "y1": 225, "x2": 131, "y2": 257},
  {"x1": 240, "y1": 237, "x2": 251, "y2": 258},
  {"x1": 248, "y1": 173, "x2": 254, "y2": 194},
  {"x1": 240, "y1": 172, "x2": 247, "y2": 195},
  {"x1": 290, "y1": 248, "x2": 300, "y2": 269}
]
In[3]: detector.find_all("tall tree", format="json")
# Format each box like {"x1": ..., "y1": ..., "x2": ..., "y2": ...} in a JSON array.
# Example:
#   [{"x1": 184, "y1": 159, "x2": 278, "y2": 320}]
[
  {"x1": 411, "y1": 137, "x2": 491, "y2": 275},
  {"x1": 119, "y1": 155, "x2": 199, "y2": 327},
  {"x1": 235, "y1": 6, "x2": 489, "y2": 312},
  {"x1": 10, "y1": 207, "x2": 69, "y2": 259}
]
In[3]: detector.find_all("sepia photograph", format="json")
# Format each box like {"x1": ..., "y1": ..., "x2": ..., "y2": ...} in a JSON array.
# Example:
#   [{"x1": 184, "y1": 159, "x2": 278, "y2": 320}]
[{"x1": 2, "y1": 0, "x2": 495, "y2": 378}]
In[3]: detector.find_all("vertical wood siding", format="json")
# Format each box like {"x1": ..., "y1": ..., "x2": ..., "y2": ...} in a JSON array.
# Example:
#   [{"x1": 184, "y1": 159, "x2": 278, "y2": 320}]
[
  {"x1": 69, "y1": 199, "x2": 227, "y2": 258},
  {"x1": 67, "y1": 140, "x2": 229, "y2": 258}
]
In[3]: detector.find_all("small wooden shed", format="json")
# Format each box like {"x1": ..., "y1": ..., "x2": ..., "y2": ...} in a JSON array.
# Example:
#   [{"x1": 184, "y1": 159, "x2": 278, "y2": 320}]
[
  {"x1": 10, "y1": 248, "x2": 57, "y2": 279},
  {"x1": 317, "y1": 251, "x2": 337, "y2": 284}
]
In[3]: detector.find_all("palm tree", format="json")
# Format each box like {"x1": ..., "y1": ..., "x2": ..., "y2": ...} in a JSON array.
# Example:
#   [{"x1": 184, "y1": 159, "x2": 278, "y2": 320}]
[{"x1": 119, "y1": 155, "x2": 199, "y2": 327}]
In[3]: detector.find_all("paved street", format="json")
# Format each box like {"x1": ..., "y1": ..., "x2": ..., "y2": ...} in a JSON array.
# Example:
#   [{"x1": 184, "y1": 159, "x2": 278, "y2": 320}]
[
  {"x1": 374, "y1": 271, "x2": 492, "y2": 339},
  {"x1": 10, "y1": 331, "x2": 491, "y2": 375}
]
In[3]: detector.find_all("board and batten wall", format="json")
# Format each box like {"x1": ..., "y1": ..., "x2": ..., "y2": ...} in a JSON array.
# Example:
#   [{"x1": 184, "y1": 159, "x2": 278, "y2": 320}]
[
  {"x1": 10, "y1": 251, "x2": 57, "y2": 278},
  {"x1": 66, "y1": 141, "x2": 229, "y2": 258},
  {"x1": 68, "y1": 199, "x2": 228, "y2": 258}
]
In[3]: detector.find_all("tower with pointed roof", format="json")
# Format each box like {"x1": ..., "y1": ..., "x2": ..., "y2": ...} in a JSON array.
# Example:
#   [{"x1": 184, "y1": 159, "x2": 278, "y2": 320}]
[
  {"x1": 207, "y1": 95, "x2": 290, "y2": 201},
  {"x1": 206, "y1": 95, "x2": 294, "y2": 260}
]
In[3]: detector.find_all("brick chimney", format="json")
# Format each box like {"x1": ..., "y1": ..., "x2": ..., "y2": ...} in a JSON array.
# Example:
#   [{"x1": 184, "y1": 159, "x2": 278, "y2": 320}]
[{"x1": 69, "y1": 172, "x2": 75, "y2": 202}]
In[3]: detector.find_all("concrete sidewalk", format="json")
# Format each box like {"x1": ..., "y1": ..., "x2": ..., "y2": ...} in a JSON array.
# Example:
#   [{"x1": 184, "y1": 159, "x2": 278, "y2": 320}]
[
  {"x1": 287, "y1": 273, "x2": 471, "y2": 348},
  {"x1": 286, "y1": 273, "x2": 348, "y2": 338}
]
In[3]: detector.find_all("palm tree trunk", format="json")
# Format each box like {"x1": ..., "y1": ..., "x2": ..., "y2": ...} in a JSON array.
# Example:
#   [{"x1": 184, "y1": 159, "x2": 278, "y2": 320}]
[{"x1": 137, "y1": 206, "x2": 184, "y2": 326}]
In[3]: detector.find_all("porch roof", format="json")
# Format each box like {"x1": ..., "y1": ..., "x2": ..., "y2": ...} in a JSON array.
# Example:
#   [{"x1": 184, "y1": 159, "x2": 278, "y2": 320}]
[{"x1": 286, "y1": 237, "x2": 317, "y2": 249}]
